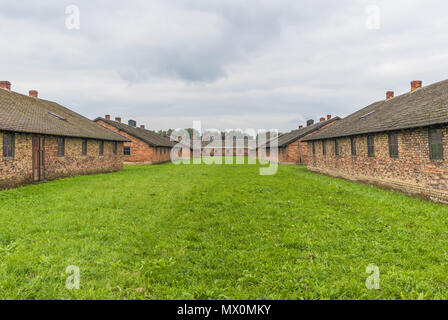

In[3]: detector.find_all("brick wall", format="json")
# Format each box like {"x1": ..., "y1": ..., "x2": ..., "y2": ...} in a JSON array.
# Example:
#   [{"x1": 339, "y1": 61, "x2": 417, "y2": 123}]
[
  {"x1": 306, "y1": 126, "x2": 448, "y2": 203},
  {"x1": 96, "y1": 120, "x2": 172, "y2": 164},
  {"x1": 43, "y1": 136, "x2": 123, "y2": 180},
  {"x1": 259, "y1": 120, "x2": 340, "y2": 165},
  {"x1": 151, "y1": 145, "x2": 172, "y2": 164},
  {"x1": 0, "y1": 132, "x2": 33, "y2": 188},
  {"x1": 0, "y1": 132, "x2": 123, "y2": 189},
  {"x1": 272, "y1": 142, "x2": 301, "y2": 164},
  {"x1": 298, "y1": 132, "x2": 316, "y2": 165},
  {"x1": 282, "y1": 140, "x2": 301, "y2": 164},
  {"x1": 297, "y1": 120, "x2": 341, "y2": 165}
]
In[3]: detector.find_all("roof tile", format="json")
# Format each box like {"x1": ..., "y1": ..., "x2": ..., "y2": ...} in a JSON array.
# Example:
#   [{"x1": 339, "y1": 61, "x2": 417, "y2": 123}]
[
  {"x1": 95, "y1": 118, "x2": 178, "y2": 147},
  {"x1": 262, "y1": 117, "x2": 341, "y2": 148},
  {"x1": 305, "y1": 79, "x2": 448, "y2": 141},
  {"x1": 0, "y1": 89, "x2": 127, "y2": 141}
]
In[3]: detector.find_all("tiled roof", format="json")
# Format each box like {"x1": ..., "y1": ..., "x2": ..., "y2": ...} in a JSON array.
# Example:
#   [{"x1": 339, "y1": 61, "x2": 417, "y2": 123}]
[
  {"x1": 304, "y1": 79, "x2": 448, "y2": 141},
  {"x1": 95, "y1": 117, "x2": 177, "y2": 147},
  {"x1": 0, "y1": 88, "x2": 127, "y2": 141},
  {"x1": 262, "y1": 117, "x2": 341, "y2": 148}
]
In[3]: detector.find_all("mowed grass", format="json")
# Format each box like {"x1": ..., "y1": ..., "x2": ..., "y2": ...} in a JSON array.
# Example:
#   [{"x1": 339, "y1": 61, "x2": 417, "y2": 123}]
[{"x1": 0, "y1": 158, "x2": 448, "y2": 300}]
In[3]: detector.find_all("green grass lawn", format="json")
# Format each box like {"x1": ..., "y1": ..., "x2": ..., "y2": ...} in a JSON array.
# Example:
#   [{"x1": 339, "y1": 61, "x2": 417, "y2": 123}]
[{"x1": 0, "y1": 158, "x2": 448, "y2": 300}]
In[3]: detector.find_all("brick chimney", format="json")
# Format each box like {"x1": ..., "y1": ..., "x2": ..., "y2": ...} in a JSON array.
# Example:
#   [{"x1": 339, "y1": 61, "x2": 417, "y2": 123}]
[
  {"x1": 105, "y1": 115, "x2": 111, "y2": 120},
  {"x1": 115, "y1": 117, "x2": 121, "y2": 123},
  {"x1": 29, "y1": 90, "x2": 38, "y2": 98},
  {"x1": 0, "y1": 81, "x2": 11, "y2": 91},
  {"x1": 140, "y1": 125, "x2": 145, "y2": 129},
  {"x1": 320, "y1": 117, "x2": 326, "y2": 122},
  {"x1": 298, "y1": 125, "x2": 303, "y2": 129},
  {"x1": 327, "y1": 115, "x2": 332, "y2": 120},
  {"x1": 411, "y1": 81, "x2": 422, "y2": 92},
  {"x1": 386, "y1": 91, "x2": 394, "y2": 100}
]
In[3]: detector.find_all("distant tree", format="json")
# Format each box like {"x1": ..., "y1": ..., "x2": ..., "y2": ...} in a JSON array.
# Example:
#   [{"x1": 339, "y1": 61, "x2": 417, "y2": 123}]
[
  {"x1": 157, "y1": 129, "x2": 175, "y2": 137},
  {"x1": 185, "y1": 128, "x2": 200, "y2": 139}
]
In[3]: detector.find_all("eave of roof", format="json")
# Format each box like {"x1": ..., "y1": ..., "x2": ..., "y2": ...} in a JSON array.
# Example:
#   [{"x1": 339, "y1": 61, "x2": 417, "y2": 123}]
[
  {"x1": 304, "y1": 79, "x2": 448, "y2": 141},
  {"x1": 0, "y1": 89, "x2": 128, "y2": 142},
  {"x1": 259, "y1": 116, "x2": 341, "y2": 148},
  {"x1": 94, "y1": 117, "x2": 178, "y2": 147}
]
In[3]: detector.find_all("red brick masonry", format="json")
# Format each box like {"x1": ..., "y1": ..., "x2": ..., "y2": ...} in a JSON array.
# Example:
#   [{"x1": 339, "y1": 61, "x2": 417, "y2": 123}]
[
  {"x1": 261, "y1": 119, "x2": 340, "y2": 165},
  {"x1": 278, "y1": 130, "x2": 320, "y2": 165},
  {"x1": 0, "y1": 132, "x2": 123, "y2": 189},
  {"x1": 96, "y1": 120, "x2": 171, "y2": 164},
  {"x1": 307, "y1": 126, "x2": 448, "y2": 204}
]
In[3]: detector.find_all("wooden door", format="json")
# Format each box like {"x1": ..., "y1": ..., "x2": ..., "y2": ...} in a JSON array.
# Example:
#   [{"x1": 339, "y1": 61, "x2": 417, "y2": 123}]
[
  {"x1": 39, "y1": 137, "x2": 45, "y2": 179},
  {"x1": 32, "y1": 136, "x2": 41, "y2": 182}
]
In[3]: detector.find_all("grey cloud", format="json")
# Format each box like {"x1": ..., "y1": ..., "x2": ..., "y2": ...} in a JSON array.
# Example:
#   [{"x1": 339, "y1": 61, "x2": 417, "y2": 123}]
[
  {"x1": 1, "y1": 0, "x2": 448, "y2": 132},
  {"x1": 104, "y1": 1, "x2": 289, "y2": 82}
]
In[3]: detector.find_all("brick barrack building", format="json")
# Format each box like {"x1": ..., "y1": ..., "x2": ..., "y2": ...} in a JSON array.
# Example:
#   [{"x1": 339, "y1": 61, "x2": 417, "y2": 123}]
[
  {"x1": 95, "y1": 116, "x2": 177, "y2": 164},
  {"x1": 304, "y1": 79, "x2": 448, "y2": 204},
  {"x1": 0, "y1": 81, "x2": 127, "y2": 189},
  {"x1": 259, "y1": 116, "x2": 340, "y2": 165}
]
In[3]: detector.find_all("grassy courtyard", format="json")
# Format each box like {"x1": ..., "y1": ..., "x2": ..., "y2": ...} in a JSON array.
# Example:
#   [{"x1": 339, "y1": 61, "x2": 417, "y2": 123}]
[{"x1": 0, "y1": 158, "x2": 448, "y2": 299}]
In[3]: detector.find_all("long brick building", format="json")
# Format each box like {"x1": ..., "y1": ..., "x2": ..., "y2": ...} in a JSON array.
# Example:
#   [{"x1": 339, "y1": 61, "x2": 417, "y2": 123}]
[
  {"x1": 304, "y1": 79, "x2": 448, "y2": 203},
  {"x1": 202, "y1": 138, "x2": 251, "y2": 157},
  {"x1": 0, "y1": 81, "x2": 127, "y2": 189},
  {"x1": 259, "y1": 116, "x2": 340, "y2": 164},
  {"x1": 95, "y1": 116, "x2": 177, "y2": 164}
]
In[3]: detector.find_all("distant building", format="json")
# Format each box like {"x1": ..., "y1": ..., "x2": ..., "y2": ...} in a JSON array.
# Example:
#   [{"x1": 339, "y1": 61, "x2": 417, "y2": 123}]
[
  {"x1": 304, "y1": 79, "x2": 448, "y2": 203},
  {"x1": 95, "y1": 116, "x2": 177, "y2": 164},
  {"x1": 0, "y1": 81, "x2": 127, "y2": 189},
  {"x1": 259, "y1": 116, "x2": 340, "y2": 164},
  {"x1": 202, "y1": 138, "x2": 252, "y2": 157}
]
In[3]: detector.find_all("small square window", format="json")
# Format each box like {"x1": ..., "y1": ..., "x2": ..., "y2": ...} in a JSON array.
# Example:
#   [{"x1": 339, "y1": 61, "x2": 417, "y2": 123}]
[
  {"x1": 388, "y1": 133, "x2": 399, "y2": 158},
  {"x1": 82, "y1": 139, "x2": 87, "y2": 156},
  {"x1": 2, "y1": 133, "x2": 15, "y2": 158},
  {"x1": 367, "y1": 135, "x2": 375, "y2": 157},
  {"x1": 99, "y1": 141, "x2": 104, "y2": 156},
  {"x1": 58, "y1": 138, "x2": 65, "y2": 157},
  {"x1": 350, "y1": 137, "x2": 356, "y2": 156},
  {"x1": 429, "y1": 128, "x2": 443, "y2": 160},
  {"x1": 124, "y1": 146, "x2": 131, "y2": 156}
]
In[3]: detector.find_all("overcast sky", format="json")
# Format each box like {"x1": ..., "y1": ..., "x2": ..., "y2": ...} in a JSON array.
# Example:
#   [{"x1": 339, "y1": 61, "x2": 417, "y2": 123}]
[{"x1": 1, "y1": 0, "x2": 448, "y2": 132}]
